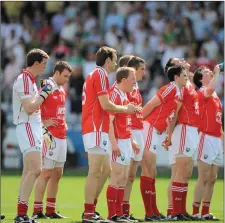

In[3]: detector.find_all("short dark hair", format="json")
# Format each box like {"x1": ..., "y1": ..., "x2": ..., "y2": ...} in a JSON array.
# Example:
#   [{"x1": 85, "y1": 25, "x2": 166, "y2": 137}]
[
  {"x1": 127, "y1": 56, "x2": 146, "y2": 70},
  {"x1": 96, "y1": 46, "x2": 117, "y2": 66},
  {"x1": 193, "y1": 66, "x2": 207, "y2": 89},
  {"x1": 167, "y1": 65, "x2": 185, "y2": 82},
  {"x1": 116, "y1": 67, "x2": 135, "y2": 84},
  {"x1": 118, "y1": 55, "x2": 134, "y2": 67},
  {"x1": 165, "y1": 57, "x2": 175, "y2": 74},
  {"x1": 26, "y1": 49, "x2": 49, "y2": 67},
  {"x1": 53, "y1": 61, "x2": 72, "y2": 74}
]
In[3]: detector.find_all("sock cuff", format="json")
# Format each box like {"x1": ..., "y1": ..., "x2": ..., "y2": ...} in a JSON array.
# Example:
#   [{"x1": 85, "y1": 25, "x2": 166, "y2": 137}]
[
  {"x1": 47, "y1": 198, "x2": 56, "y2": 203},
  {"x1": 193, "y1": 202, "x2": 201, "y2": 207},
  {"x1": 123, "y1": 201, "x2": 129, "y2": 204},
  {"x1": 34, "y1": 201, "x2": 43, "y2": 204},
  {"x1": 202, "y1": 201, "x2": 210, "y2": 206},
  {"x1": 172, "y1": 182, "x2": 185, "y2": 187}
]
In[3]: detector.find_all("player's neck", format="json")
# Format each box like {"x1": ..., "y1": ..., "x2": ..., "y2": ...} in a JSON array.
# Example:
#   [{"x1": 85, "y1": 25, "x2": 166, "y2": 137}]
[
  {"x1": 26, "y1": 67, "x2": 38, "y2": 78},
  {"x1": 102, "y1": 65, "x2": 110, "y2": 74},
  {"x1": 52, "y1": 76, "x2": 61, "y2": 86},
  {"x1": 117, "y1": 84, "x2": 126, "y2": 94}
]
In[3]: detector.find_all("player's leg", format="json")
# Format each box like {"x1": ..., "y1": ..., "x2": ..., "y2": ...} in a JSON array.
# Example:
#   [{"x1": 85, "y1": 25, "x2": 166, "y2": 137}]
[
  {"x1": 45, "y1": 166, "x2": 67, "y2": 218},
  {"x1": 123, "y1": 159, "x2": 139, "y2": 217},
  {"x1": 83, "y1": 152, "x2": 108, "y2": 221},
  {"x1": 17, "y1": 151, "x2": 42, "y2": 219},
  {"x1": 33, "y1": 158, "x2": 54, "y2": 218},
  {"x1": 141, "y1": 149, "x2": 157, "y2": 219},
  {"x1": 107, "y1": 161, "x2": 127, "y2": 220},
  {"x1": 192, "y1": 160, "x2": 211, "y2": 215},
  {"x1": 94, "y1": 154, "x2": 111, "y2": 213},
  {"x1": 167, "y1": 163, "x2": 177, "y2": 218}
]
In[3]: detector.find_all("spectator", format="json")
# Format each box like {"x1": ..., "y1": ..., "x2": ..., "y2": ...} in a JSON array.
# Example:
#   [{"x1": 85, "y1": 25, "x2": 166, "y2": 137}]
[
  {"x1": 60, "y1": 18, "x2": 77, "y2": 44},
  {"x1": 52, "y1": 39, "x2": 70, "y2": 60},
  {"x1": 202, "y1": 33, "x2": 219, "y2": 60},
  {"x1": 51, "y1": 8, "x2": 66, "y2": 33}
]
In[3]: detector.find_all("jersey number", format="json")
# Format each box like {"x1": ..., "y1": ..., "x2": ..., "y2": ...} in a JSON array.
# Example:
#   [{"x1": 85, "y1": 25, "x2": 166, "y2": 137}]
[{"x1": 82, "y1": 83, "x2": 86, "y2": 105}]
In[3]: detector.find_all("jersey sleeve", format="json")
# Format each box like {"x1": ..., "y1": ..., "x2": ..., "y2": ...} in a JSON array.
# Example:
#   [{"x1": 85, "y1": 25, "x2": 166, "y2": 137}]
[
  {"x1": 109, "y1": 91, "x2": 121, "y2": 116},
  {"x1": 15, "y1": 75, "x2": 33, "y2": 100},
  {"x1": 93, "y1": 71, "x2": 109, "y2": 96}
]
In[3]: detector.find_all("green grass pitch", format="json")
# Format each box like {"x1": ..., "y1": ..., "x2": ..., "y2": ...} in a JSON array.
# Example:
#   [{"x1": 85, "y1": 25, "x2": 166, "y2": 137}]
[{"x1": 1, "y1": 174, "x2": 224, "y2": 222}]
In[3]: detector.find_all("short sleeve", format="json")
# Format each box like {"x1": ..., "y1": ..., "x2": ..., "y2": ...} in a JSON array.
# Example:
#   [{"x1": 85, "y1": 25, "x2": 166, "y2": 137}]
[
  {"x1": 109, "y1": 91, "x2": 121, "y2": 116},
  {"x1": 93, "y1": 70, "x2": 109, "y2": 96},
  {"x1": 14, "y1": 75, "x2": 33, "y2": 100}
]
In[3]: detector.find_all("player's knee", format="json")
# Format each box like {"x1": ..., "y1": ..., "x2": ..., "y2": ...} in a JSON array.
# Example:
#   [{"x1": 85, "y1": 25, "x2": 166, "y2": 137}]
[
  {"x1": 206, "y1": 176, "x2": 217, "y2": 186},
  {"x1": 88, "y1": 169, "x2": 102, "y2": 178},
  {"x1": 102, "y1": 166, "x2": 111, "y2": 177},
  {"x1": 30, "y1": 168, "x2": 42, "y2": 178},
  {"x1": 42, "y1": 169, "x2": 54, "y2": 179},
  {"x1": 53, "y1": 169, "x2": 63, "y2": 181},
  {"x1": 128, "y1": 174, "x2": 136, "y2": 183}
]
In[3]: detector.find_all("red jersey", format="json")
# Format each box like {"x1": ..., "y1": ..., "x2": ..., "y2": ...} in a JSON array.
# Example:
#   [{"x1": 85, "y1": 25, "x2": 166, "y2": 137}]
[
  {"x1": 82, "y1": 66, "x2": 110, "y2": 135},
  {"x1": 177, "y1": 81, "x2": 199, "y2": 128},
  {"x1": 127, "y1": 83, "x2": 143, "y2": 130},
  {"x1": 41, "y1": 78, "x2": 67, "y2": 139},
  {"x1": 144, "y1": 82, "x2": 183, "y2": 134},
  {"x1": 198, "y1": 87, "x2": 222, "y2": 137},
  {"x1": 110, "y1": 84, "x2": 131, "y2": 139}
]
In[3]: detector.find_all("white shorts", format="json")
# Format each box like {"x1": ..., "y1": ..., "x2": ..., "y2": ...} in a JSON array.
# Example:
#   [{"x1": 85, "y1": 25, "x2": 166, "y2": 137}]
[
  {"x1": 42, "y1": 156, "x2": 65, "y2": 169},
  {"x1": 109, "y1": 138, "x2": 132, "y2": 165},
  {"x1": 16, "y1": 122, "x2": 43, "y2": 154},
  {"x1": 43, "y1": 137, "x2": 67, "y2": 163},
  {"x1": 169, "y1": 124, "x2": 199, "y2": 165},
  {"x1": 83, "y1": 132, "x2": 109, "y2": 154},
  {"x1": 197, "y1": 132, "x2": 223, "y2": 166},
  {"x1": 143, "y1": 121, "x2": 161, "y2": 155},
  {"x1": 131, "y1": 129, "x2": 144, "y2": 161}
]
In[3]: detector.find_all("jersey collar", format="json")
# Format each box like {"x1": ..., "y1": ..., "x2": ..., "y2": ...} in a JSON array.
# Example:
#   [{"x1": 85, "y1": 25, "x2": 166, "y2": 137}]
[
  {"x1": 23, "y1": 69, "x2": 35, "y2": 83},
  {"x1": 96, "y1": 66, "x2": 108, "y2": 76}
]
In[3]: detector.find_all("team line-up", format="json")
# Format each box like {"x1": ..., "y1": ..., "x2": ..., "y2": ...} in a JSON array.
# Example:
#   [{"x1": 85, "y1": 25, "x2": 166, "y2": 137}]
[{"x1": 11, "y1": 47, "x2": 223, "y2": 223}]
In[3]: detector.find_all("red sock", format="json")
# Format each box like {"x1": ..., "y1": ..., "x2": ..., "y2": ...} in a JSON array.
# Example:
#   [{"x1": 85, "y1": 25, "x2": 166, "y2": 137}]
[
  {"x1": 192, "y1": 202, "x2": 201, "y2": 215},
  {"x1": 182, "y1": 183, "x2": 188, "y2": 214},
  {"x1": 123, "y1": 201, "x2": 130, "y2": 216},
  {"x1": 46, "y1": 198, "x2": 56, "y2": 215},
  {"x1": 84, "y1": 203, "x2": 95, "y2": 219},
  {"x1": 94, "y1": 199, "x2": 98, "y2": 213},
  {"x1": 33, "y1": 201, "x2": 43, "y2": 215},
  {"x1": 140, "y1": 176, "x2": 153, "y2": 217},
  {"x1": 151, "y1": 178, "x2": 160, "y2": 215},
  {"x1": 172, "y1": 182, "x2": 184, "y2": 216},
  {"x1": 107, "y1": 186, "x2": 118, "y2": 219},
  {"x1": 167, "y1": 205, "x2": 173, "y2": 216},
  {"x1": 201, "y1": 201, "x2": 210, "y2": 216},
  {"x1": 116, "y1": 188, "x2": 124, "y2": 216},
  {"x1": 17, "y1": 200, "x2": 28, "y2": 216}
]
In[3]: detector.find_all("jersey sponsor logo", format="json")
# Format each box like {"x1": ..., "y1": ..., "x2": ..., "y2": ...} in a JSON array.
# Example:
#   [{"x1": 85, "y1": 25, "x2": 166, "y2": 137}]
[
  {"x1": 57, "y1": 106, "x2": 65, "y2": 115},
  {"x1": 136, "y1": 113, "x2": 143, "y2": 119}
]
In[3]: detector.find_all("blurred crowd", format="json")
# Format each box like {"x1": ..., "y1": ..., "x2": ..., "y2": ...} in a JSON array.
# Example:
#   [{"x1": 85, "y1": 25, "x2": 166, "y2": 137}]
[{"x1": 1, "y1": 1, "x2": 224, "y2": 124}]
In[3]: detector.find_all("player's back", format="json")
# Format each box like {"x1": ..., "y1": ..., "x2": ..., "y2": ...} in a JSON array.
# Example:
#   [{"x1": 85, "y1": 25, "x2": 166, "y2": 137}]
[
  {"x1": 82, "y1": 66, "x2": 110, "y2": 135},
  {"x1": 177, "y1": 81, "x2": 199, "y2": 128},
  {"x1": 144, "y1": 82, "x2": 183, "y2": 134},
  {"x1": 41, "y1": 78, "x2": 67, "y2": 139},
  {"x1": 198, "y1": 87, "x2": 222, "y2": 137}
]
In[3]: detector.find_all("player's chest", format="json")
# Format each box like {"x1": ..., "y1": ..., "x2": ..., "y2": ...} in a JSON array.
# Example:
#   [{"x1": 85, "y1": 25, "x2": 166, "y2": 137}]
[{"x1": 129, "y1": 90, "x2": 142, "y2": 104}]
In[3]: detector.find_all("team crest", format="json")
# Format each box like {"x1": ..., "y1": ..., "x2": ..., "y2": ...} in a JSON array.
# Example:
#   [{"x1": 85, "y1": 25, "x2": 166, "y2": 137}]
[
  {"x1": 103, "y1": 140, "x2": 107, "y2": 146},
  {"x1": 204, "y1": 154, "x2": 208, "y2": 159},
  {"x1": 121, "y1": 156, "x2": 125, "y2": 161},
  {"x1": 49, "y1": 151, "x2": 53, "y2": 156},
  {"x1": 153, "y1": 145, "x2": 156, "y2": 150},
  {"x1": 186, "y1": 147, "x2": 190, "y2": 152}
]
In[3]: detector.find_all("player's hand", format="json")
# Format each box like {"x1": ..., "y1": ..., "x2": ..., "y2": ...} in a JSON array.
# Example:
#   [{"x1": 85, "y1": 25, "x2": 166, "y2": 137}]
[
  {"x1": 112, "y1": 145, "x2": 121, "y2": 157},
  {"x1": 213, "y1": 64, "x2": 220, "y2": 75},
  {"x1": 40, "y1": 80, "x2": 53, "y2": 100},
  {"x1": 42, "y1": 118, "x2": 58, "y2": 127},
  {"x1": 132, "y1": 141, "x2": 140, "y2": 154},
  {"x1": 162, "y1": 135, "x2": 172, "y2": 151},
  {"x1": 126, "y1": 104, "x2": 141, "y2": 114},
  {"x1": 42, "y1": 126, "x2": 56, "y2": 150}
]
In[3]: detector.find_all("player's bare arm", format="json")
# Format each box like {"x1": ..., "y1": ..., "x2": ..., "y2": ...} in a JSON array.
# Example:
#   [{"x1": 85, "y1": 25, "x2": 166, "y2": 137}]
[
  {"x1": 142, "y1": 95, "x2": 161, "y2": 119},
  {"x1": 130, "y1": 135, "x2": 140, "y2": 155},
  {"x1": 162, "y1": 101, "x2": 183, "y2": 150},
  {"x1": 204, "y1": 65, "x2": 221, "y2": 98},
  {"x1": 108, "y1": 115, "x2": 121, "y2": 157},
  {"x1": 98, "y1": 94, "x2": 137, "y2": 114}
]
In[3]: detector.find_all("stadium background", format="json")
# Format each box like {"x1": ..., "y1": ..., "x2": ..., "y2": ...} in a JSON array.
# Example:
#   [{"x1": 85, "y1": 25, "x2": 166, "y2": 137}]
[{"x1": 1, "y1": 1, "x2": 224, "y2": 169}]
